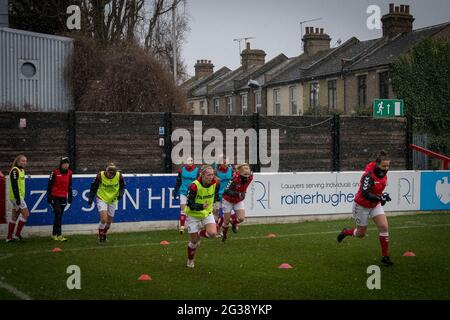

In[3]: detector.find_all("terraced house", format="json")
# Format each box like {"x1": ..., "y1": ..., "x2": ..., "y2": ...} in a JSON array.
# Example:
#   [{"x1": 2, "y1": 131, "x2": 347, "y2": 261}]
[{"x1": 182, "y1": 3, "x2": 450, "y2": 116}]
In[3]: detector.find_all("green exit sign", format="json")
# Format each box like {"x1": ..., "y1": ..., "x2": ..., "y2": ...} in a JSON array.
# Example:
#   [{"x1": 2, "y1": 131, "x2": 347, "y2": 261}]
[{"x1": 373, "y1": 99, "x2": 404, "y2": 118}]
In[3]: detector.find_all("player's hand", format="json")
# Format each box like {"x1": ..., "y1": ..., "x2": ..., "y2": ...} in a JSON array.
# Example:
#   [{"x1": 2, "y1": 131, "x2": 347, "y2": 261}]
[
  {"x1": 203, "y1": 202, "x2": 209, "y2": 209},
  {"x1": 381, "y1": 192, "x2": 392, "y2": 202}
]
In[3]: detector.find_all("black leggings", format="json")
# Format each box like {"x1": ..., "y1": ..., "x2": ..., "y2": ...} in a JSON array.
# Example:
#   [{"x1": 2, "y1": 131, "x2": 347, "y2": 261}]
[{"x1": 51, "y1": 197, "x2": 67, "y2": 236}]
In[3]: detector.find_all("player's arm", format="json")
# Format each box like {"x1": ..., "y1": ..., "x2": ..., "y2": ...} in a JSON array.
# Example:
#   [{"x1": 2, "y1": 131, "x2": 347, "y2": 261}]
[
  {"x1": 173, "y1": 169, "x2": 182, "y2": 195},
  {"x1": 10, "y1": 168, "x2": 21, "y2": 203},
  {"x1": 47, "y1": 171, "x2": 55, "y2": 203},
  {"x1": 223, "y1": 179, "x2": 240, "y2": 198},
  {"x1": 88, "y1": 173, "x2": 101, "y2": 203},
  {"x1": 68, "y1": 175, "x2": 73, "y2": 203},
  {"x1": 361, "y1": 174, "x2": 381, "y2": 202},
  {"x1": 118, "y1": 174, "x2": 125, "y2": 200},
  {"x1": 214, "y1": 181, "x2": 220, "y2": 203},
  {"x1": 186, "y1": 183, "x2": 204, "y2": 211}
]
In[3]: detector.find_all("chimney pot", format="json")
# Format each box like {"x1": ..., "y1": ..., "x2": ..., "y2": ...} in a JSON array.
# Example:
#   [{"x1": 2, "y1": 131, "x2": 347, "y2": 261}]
[
  {"x1": 315, "y1": 28, "x2": 319, "y2": 34},
  {"x1": 382, "y1": 3, "x2": 414, "y2": 38},
  {"x1": 246, "y1": 42, "x2": 251, "y2": 50},
  {"x1": 320, "y1": 28, "x2": 324, "y2": 34}
]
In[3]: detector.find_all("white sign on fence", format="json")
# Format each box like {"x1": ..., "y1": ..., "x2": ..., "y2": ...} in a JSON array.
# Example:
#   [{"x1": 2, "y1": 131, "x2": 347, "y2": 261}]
[{"x1": 245, "y1": 171, "x2": 421, "y2": 217}]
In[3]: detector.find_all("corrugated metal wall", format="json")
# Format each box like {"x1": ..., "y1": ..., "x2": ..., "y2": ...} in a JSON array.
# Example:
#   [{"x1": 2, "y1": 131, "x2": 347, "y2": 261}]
[{"x1": 0, "y1": 27, "x2": 73, "y2": 112}]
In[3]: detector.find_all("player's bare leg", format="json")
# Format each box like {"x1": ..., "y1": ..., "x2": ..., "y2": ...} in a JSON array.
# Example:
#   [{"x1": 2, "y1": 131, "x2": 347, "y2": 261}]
[
  {"x1": 232, "y1": 209, "x2": 245, "y2": 233},
  {"x1": 6, "y1": 208, "x2": 19, "y2": 242},
  {"x1": 14, "y1": 207, "x2": 29, "y2": 241},
  {"x1": 221, "y1": 211, "x2": 232, "y2": 242},
  {"x1": 186, "y1": 232, "x2": 200, "y2": 268},
  {"x1": 98, "y1": 211, "x2": 108, "y2": 243},
  {"x1": 179, "y1": 204, "x2": 186, "y2": 234}
]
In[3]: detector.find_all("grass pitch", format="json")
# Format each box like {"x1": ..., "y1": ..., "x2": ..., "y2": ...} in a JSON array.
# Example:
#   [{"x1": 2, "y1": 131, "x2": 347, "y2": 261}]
[{"x1": 0, "y1": 212, "x2": 449, "y2": 300}]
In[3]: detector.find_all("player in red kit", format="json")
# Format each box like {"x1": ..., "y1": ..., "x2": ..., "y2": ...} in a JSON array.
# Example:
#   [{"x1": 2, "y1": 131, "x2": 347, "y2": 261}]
[
  {"x1": 337, "y1": 151, "x2": 393, "y2": 266},
  {"x1": 221, "y1": 164, "x2": 253, "y2": 242},
  {"x1": 47, "y1": 157, "x2": 73, "y2": 242}
]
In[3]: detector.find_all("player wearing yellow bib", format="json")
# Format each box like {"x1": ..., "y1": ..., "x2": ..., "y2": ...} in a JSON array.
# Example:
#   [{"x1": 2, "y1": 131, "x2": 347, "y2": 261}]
[
  {"x1": 88, "y1": 164, "x2": 125, "y2": 243},
  {"x1": 6, "y1": 154, "x2": 29, "y2": 242},
  {"x1": 185, "y1": 166, "x2": 220, "y2": 268}
]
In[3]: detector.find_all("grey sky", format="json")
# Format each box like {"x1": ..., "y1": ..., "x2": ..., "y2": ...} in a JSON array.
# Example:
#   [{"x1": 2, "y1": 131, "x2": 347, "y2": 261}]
[{"x1": 182, "y1": 0, "x2": 450, "y2": 76}]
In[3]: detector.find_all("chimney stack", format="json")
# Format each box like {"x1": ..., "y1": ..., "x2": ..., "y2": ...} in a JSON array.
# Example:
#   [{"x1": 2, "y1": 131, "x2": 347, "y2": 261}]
[
  {"x1": 302, "y1": 26, "x2": 331, "y2": 55},
  {"x1": 0, "y1": 0, "x2": 8, "y2": 28},
  {"x1": 381, "y1": 3, "x2": 414, "y2": 38},
  {"x1": 194, "y1": 59, "x2": 214, "y2": 78},
  {"x1": 240, "y1": 42, "x2": 266, "y2": 70}
]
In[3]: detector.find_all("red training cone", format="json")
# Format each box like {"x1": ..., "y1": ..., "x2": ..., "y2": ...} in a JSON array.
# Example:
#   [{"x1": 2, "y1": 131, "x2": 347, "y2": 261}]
[
  {"x1": 52, "y1": 247, "x2": 62, "y2": 253},
  {"x1": 403, "y1": 251, "x2": 416, "y2": 257},
  {"x1": 278, "y1": 263, "x2": 293, "y2": 269},
  {"x1": 160, "y1": 240, "x2": 170, "y2": 245},
  {"x1": 138, "y1": 274, "x2": 152, "y2": 281},
  {"x1": 267, "y1": 233, "x2": 277, "y2": 238}
]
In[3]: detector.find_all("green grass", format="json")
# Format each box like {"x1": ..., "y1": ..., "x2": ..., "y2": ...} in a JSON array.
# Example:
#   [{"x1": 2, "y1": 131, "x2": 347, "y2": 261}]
[{"x1": 0, "y1": 212, "x2": 449, "y2": 300}]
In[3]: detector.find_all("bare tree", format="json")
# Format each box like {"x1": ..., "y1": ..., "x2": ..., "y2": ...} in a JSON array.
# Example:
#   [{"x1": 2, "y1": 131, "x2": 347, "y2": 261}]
[{"x1": 77, "y1": 0, "x2": 189, "y2": 80}]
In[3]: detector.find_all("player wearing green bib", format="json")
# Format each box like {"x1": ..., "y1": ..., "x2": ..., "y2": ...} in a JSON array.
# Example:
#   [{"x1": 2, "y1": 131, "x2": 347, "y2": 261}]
[
  {"x1": 6, "y1": 154, "x2": 29, "y2": 242},
  {"x1": 185, "y1": 165, "x2": 220, "y2": 268},
  {"x1": 88, "y1": 164, "x2": 125, "y2": 243}
]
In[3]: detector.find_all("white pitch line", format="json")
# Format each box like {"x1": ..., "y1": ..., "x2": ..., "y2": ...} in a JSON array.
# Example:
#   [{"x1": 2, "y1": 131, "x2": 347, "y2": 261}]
[
  {"x1": 0, "y1": 280, "x2": 33, "y2": 300},
  {"x1": 1, "y1": 223, "x2": 450, "y2": 259}
]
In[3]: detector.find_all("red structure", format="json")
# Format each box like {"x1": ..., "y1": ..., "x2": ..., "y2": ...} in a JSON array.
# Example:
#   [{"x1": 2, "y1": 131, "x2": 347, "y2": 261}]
[
  {"x1": 0, "y1": 171, "x2": 5, "y2": 224},
  {"x1": 410, "y1": 144, "x2": 450, "y2": 170}
]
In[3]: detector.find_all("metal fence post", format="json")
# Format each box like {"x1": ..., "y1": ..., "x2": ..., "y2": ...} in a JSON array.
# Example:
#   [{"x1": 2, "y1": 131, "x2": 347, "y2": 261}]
[
  {"x1": 164, "y1": 112, "x2": 173, "y2": 173},
  {"x1": 331, "y1": 114, "x2": 340, "y2": 172},
  {"x1": 252, "y1": 112, "x2": 261, "y2": 172},
  {"x1": 68, "y1": 110, "x2": 77, "y2": 172},
  {"x1": 406, "y1": 114, "x2": 414, "y2": 170}
]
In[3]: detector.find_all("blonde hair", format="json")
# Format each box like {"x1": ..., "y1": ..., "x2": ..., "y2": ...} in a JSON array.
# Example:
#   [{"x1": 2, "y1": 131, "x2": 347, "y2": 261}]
[
  {"x1": 236, "y1": 163, "x2": 250, "y2": 172},
  {"x1": 200, "y1": 165, "x2": 214, "y2": 175},
  {"x1": 11, "y1": 154, "x2": 26, "y2": 171}
]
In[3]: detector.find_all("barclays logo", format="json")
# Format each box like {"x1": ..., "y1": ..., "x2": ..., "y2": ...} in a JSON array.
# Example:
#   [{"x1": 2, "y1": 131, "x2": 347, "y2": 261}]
[{"x1": 436, "y1": 177, "x2": 450, "y2": 205}]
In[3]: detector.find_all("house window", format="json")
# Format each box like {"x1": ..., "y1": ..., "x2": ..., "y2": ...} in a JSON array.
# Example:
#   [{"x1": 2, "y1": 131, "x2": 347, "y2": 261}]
[
  {"x1": 214, "y1": 98, "x2": 220, "y2": 114},
  {"x1": 227, "y1": 97, "x2": 233, "y2": 114},
  {"x1": 289, "y1": 86, "x2": 298, "y2": 115},
  {"x1": 200, "y1": 101, "x2": 206, "y2": 115},
  {"x1": 379, "y1": 72, "x2": 389, "y2": 99},
  {"x1": 310, "y1": 83, "x2": 319, "y2": 108},
  {"x1": 241, "y1": 94, "x2": 248, "y2": 115},
  {"x1": 328, "y1": 80, "x2": 337, "y2": 109},
  {"x1": 358, "y1": 75, "x2": 367, "y2": 107},
  {"x1": 273, "y1": 89, "x2": 280, "y2": 115},
  {"x1": 255, "y1": 91, "x2": 262, "y2": 113}
]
